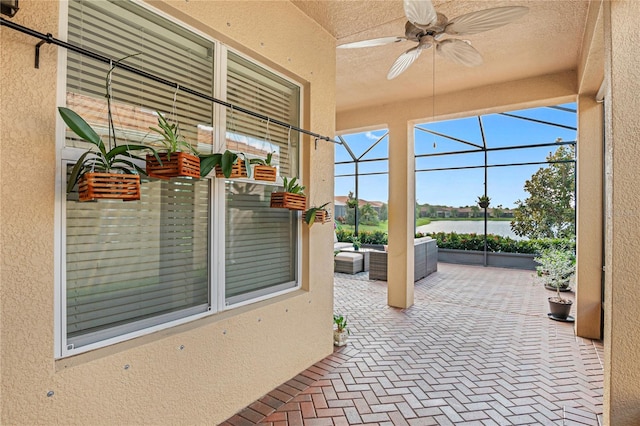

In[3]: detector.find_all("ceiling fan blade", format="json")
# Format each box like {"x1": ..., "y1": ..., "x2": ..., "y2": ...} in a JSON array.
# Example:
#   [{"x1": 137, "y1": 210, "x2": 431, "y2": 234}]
[
  {"x1": 404, "y1": 0, "x2": 437, "y2": 27},
  {"x1": 445, "y1": 6, "x2": 529, "y2": 36},
  {"x1": 436, "y1": 39, "x2": 483, "y2": 67},
  {"x1": 338, "y1": 36, "x2": 407, "y2": 49},
  {"x1": 387, "y1": 46, "x2": 424, "y2": 80}
]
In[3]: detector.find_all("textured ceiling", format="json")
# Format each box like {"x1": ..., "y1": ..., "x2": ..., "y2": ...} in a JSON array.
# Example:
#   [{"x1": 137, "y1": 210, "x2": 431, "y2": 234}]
[{"x1": 291, "y1": 1, "x2": 590, "y2": 113}]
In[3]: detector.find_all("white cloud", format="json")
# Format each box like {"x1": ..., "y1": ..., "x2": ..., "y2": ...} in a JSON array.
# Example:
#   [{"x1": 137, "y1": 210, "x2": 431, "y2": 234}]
[{"x1": 364, "y1": 131, "x2": 380, "y2": 141}]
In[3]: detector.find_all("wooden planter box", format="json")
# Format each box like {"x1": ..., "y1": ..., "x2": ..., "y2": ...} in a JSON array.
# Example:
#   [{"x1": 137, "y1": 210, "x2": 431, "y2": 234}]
[
  {"x1": 302, "y1": 210, "x2": 332, "y2": 224},
  {"x1": 78, "y1": 172, "x2": 141, "y2": 202},
  {"x1": 253, "y1": 165, "x2": 277, "y2": 182},
  {"x1": 146, "y1": 152, "x2": 200, "y2": 180},
  {"x1": 215, "y1": 159, "x2": 247, "y2": 179},
  {"x1": 270, "y1": 192, "x2": 306, "y2": 211}
]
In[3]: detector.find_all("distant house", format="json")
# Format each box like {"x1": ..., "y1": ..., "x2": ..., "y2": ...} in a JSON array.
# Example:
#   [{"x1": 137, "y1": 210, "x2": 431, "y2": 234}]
[{"x1": 334, "y1": 196, "x2": 385, "y2": 219}]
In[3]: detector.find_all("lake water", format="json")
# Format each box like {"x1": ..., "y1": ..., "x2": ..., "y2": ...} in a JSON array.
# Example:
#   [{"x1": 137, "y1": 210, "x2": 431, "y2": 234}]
[{"x1": 416, "y1": 220, "x2": 525, "y2": 240}]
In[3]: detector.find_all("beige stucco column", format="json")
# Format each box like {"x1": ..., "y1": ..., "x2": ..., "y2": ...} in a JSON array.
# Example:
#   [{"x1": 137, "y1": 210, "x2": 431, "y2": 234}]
[
  {"x1": 603, "y1": 0, "x2": 640, "y2": 423},
  {"x1": 386, "y1": 120, "x2": 414, "y2": 308},
  {"x1": 575, "y1": 95, "x2": 603, "y2": 339}
]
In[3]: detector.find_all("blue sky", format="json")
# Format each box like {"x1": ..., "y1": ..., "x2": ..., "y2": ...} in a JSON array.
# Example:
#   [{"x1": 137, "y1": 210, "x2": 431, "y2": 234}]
[{"x1": 335, "y1": 103, "x2": 577, "y2": 209}]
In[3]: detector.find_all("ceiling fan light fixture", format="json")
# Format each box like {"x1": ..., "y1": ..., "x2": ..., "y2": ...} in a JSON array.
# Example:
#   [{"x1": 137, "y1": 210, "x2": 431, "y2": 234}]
[{"x1": 338, "y1": 0, "x2": 528, "y2": 79}]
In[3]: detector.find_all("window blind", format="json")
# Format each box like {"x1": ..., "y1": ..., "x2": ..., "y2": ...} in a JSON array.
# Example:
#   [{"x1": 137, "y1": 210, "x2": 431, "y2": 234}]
[
  {"x1": 66, "y1": 177, "x2": 210, "y2": 347},
  {"x1": 66, "y1": 0, "x2": 215, "y2": 152},
  {"x1": 225, "y1": 182, "x2": 297, "y2": 304},
  {"x1": 227, "y1": 52, "x2": 300, "y2": 177}
]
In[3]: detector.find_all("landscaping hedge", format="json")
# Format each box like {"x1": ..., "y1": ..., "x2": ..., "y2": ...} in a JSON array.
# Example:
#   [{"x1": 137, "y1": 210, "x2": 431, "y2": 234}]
[{"x1": 336, "y1": 228, "x2": 574, "y2": 254}]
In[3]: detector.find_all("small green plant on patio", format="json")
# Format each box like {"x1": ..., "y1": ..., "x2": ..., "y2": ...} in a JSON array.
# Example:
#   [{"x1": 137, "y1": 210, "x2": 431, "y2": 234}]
[
  {"x1": 333, "y1": 314, "x2": 350, "y2": 347},
  {"x1": 535, "y1": 248, "x2": 575, "y2": 320},
  {"x1": 351, "y1": 235, "x2": 362, "y2": 251},
  {"x1": 477, "y1": 195, "x2": 491, "y2": 208}
]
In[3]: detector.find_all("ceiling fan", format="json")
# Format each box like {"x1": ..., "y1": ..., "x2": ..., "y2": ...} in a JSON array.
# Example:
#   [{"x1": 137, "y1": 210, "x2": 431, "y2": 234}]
[{"x1": 338, "y1": 0, "x2": 529, "y2": 80}]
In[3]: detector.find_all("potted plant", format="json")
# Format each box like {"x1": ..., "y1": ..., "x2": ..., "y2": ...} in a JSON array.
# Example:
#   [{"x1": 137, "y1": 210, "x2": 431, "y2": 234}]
[
  {"x1": 58, "y1": 107, "x2": 158, "y2": 202},
  {"x1": 145, "y1": 111, "x2": 200, "y2": 180},
  {"x1": 270, "y1": 176, "x2": 306, "y2": 211},
  {"x1": 333, "y1": 314, "x2": 350, "y2": 347},
  {"x1": 477, "y1": 195, "x2": 491, "y2": 208},
  {"x1": 535, "y1": 248, "x2": 575, "y2": 320},
  {"x1": 199, "y1": 150, "x2": 252, "y2": 179},
  {"x1": 303, "y1": 202, "x2": 331, "y2": 226},
  {"x1": 250, "y1": 152, "x2": 277, "y2": 182},
  {"x1": 351, "y1": 235, "x2": 362, "y2": 251}
]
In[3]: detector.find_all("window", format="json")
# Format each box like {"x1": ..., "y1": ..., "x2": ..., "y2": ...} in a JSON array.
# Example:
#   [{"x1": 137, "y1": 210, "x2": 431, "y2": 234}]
[
  {"x1": 224, "y1": 53, "x2": 300, "y2": 305},
  {"x1": 59, "y1": 0, "x2": 301, "y2": 356}
]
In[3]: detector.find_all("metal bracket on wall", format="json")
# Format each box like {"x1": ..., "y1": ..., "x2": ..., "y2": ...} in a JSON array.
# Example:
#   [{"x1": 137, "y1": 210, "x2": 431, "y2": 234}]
[{"x1": 35, "y1": 33, "x2": 52, "y2": 69}]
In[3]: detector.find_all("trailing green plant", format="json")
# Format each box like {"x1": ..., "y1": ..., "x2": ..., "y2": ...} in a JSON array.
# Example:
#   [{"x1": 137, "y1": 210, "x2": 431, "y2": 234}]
[
  {"x1": 534, "y1": 248, "x2": 576, "y2": 296},
  {"x1": 58, "y1": 107, "x2": 159, "y2": 193},
  {"x1": 333, "y1": 314, "x2": 349, "y2": 334},
  {"x1": 282, "y1": 176, "x2": 305, "y2": 195},
  {"x1": 149, "y1": 111, "x2": 198, "y2": 157},
  {"x1": 304, "y1": 202, "x2": 330, "y2": 226},
  {"x1": 199, "y1": 150, "x2": 252, "y2": 178}
]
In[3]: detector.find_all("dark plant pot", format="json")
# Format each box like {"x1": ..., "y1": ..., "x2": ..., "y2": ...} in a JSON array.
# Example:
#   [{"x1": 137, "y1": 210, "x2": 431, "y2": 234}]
[
  {"x1": 479, "y1": 202, "x2": 489, "y2": 208},
  {"x1": 548, "y1": 297, "x2": 573, "y2": 319},
  {"x1": 353, "y1": 246, "x2": 360, "y2": 251}
]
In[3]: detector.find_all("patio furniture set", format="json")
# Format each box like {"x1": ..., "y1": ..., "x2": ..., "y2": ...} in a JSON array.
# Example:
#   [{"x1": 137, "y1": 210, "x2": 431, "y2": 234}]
[{"x1": 334, "y1": 236, "x2": 438, "y2": 281}]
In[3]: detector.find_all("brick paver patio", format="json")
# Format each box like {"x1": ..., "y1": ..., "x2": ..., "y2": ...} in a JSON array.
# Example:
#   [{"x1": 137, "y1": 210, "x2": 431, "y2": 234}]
[{"x1": 222, "y1": 263, "x2": 604, "y2": 425}]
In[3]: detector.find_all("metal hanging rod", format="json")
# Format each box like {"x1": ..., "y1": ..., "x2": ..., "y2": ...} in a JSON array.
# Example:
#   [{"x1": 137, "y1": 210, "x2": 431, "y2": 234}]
[{"x1": 0, "y1": 18, "x2": 341, "y2": 145}]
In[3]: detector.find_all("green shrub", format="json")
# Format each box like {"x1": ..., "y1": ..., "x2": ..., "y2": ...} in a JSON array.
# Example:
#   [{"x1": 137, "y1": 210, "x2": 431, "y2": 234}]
[
  {"x1": 337, "y1": 229, "x2": 574, "y2": 254},
  {"x1": 335, "y1": 228, "x2": 388, "y2": 245}
]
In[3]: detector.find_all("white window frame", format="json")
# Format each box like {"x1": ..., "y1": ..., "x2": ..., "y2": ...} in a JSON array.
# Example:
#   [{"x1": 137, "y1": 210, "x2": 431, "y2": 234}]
[{"x1": 54, "y1": 0, "x2": 303, "y2": 359}]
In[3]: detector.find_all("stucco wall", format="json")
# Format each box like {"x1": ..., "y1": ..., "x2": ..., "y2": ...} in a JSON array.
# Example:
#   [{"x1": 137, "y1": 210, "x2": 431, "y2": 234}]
[
  {"x1": 603, "y1": 1, "x2": 640, "y2": 424},
  {"x1": 0, "y1": 1, "x2": 335, "y2": 424}
]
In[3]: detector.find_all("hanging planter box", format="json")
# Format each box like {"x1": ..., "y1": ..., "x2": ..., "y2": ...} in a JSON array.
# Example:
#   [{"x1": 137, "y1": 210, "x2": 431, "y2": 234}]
[
  {"x1": 302, "y1": 210, "x2": 332, "y2": 224},
  {"x1": 78, "y1": 172, "x2": 141, "y2": 202},
  {"x1": 215, "y1": 159, "x2": 247, "y2": 179},
  {"x1": 146, "y1": 152, "x2": 200, "y2": 180},
  {"x1": 253, "y1": 165, "x2": 277, "y2": 182},
  {"x1": 270, "y1": 192, "x2": 307, "y2": 211}
]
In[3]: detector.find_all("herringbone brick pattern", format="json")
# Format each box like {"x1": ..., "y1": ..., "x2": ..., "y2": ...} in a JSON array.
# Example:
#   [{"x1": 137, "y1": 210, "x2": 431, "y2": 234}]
[{"x1": 221, "y1": 263, "x2": 603, "y2": 425}]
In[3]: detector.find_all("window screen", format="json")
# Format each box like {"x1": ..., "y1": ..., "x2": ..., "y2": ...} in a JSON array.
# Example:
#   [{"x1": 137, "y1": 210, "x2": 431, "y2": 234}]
[
  {"x1": 66, "y1": 0, "x2": 215, "y2": 152},
  {"x1": 226, "y1": 52, "x2": 300, "y2": 176},
  {"x1": 66, "y1": 177, "x2": 210, "y2": 348},
  {"x1": 225, "y1": 182, "x2": 298, "y2": 304},
  {"x1": 224, "y1": 53, "x2": 301, "y2": 305}
]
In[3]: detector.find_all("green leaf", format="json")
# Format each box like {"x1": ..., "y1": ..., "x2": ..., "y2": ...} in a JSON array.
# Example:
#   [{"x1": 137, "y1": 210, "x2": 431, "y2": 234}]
[
  {"x1": 221, "y1": 150, "x2": 237, "y2": 178},
  {"x1": 66, "y1": 150, "x2": 94, "y2": 193},
  {"x1": 58, "y1": 107, "x2": 103, "y2": 148},
  {"x1": 237, "y1": 152, "x2": 252, "y2": 178},
  {"x1": 304, "y1": 208, "x2": 318, "y2": 226},
  {"x1": 105, "y1": 144, "x2": 154, "y2": 163},
  {"x1": 199, "y1": 153, "x2": 222, "y2": 177}
]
